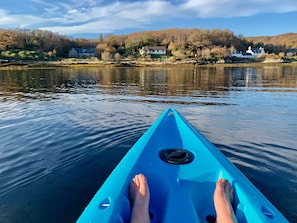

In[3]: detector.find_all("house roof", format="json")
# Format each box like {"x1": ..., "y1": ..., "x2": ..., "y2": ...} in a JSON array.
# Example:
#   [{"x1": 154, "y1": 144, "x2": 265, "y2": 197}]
[
  {"x1": 250, "y1": 48, "x2": 261, "y2": 53},
  {"x1": 287, "y1": 48, "x2": 297, "y2": 53},
  {"x1": 71, "y1": 48, "x2": 95, "y2": 53}
]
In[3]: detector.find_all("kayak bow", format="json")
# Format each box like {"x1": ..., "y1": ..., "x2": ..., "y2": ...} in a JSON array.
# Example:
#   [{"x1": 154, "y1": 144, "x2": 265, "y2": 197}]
[{"x1": 77, "y1": 108, "x2": 288, "y2": 223}]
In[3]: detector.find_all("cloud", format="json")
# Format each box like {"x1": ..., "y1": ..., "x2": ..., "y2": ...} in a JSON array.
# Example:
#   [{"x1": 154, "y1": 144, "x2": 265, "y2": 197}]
[
  {"x1": 1, "y1": 0, "x2": 297, "y2": 35},
  {"x1": 181, "y1": 0, "x2": 297, "y2": 17},
  {"x1": 0, "y1": 9, "x2": 46, "y2": 28},
  {"x1": 40, "y1": 0, "x2": 176, "y2": 34}
]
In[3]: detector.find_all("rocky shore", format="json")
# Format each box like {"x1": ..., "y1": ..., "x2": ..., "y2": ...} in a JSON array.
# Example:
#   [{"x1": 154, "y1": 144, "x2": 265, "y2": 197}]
[{"x1": 1, "y1": 57, "x2": 297, "y2": 69}]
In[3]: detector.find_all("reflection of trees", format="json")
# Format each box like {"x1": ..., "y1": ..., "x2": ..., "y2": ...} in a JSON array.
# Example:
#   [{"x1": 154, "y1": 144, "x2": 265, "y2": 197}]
[
  {"x1": 227, "y1": 66, "x2": 297, "y2": 89},
  {"x1": 262, "y1": 66, "x2": 297, "y2": 88},
  {"x1": 0, "y1": 69, "x2": 56, "y2": 93},
  {"x1": 127, "y1": 66, "x2": 227, "y2": 96},
  {"x1": 0, "y1": 65, "x2": 296, "y2": 100}
]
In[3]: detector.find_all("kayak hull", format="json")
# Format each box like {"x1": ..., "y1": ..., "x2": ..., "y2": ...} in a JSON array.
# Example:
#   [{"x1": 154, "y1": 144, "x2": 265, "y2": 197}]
[{"x1": 77, "y1": 108, "x2": 288, "y2": 223}]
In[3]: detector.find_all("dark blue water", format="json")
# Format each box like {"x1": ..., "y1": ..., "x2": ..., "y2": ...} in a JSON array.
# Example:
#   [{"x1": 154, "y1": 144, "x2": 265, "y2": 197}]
[{"x1": 0, "y1": 66, "x2": 296, "y2": 222}]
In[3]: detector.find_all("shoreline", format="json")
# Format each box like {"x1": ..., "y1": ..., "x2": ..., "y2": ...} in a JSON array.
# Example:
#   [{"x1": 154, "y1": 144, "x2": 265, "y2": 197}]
[{"x1": 1, "y1": 59, "x2": 297, "y2": 70}]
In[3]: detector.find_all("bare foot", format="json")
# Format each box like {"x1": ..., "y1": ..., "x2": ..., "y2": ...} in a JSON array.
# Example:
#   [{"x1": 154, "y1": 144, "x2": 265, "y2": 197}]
[
  {"x1": 213, "y1": 178, "x2": 238, "y2": 223},
  {"x1": 130, "y1": 174, "x2": 150, "y2": 223}
]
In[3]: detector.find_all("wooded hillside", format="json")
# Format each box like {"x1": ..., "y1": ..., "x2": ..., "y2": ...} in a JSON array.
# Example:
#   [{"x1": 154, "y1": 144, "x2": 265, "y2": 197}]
[
  {"x1": 0, "y1": 28, "x2": 296, "y2": 61},
  {"x1": 100, "y1": 28, "x2": 251, "y2": 58},
  {"x1": 247, "y1": 33, "x2": 297, "y2": 53},
  {"x1": 0, "y1": 29, "x2": 97, "y2": 59}
]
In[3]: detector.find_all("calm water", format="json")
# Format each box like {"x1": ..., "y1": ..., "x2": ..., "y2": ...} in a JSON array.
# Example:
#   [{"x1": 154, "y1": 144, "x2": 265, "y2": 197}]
[{"x1": 0, "y1": 65, "x2": 296, "y2": 222}]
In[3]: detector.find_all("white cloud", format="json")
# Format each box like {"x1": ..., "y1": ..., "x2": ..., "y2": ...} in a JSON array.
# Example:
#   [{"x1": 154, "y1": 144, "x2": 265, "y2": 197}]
[
  {"x1": 1, "y1": 0, "x2": 297, "y2": 35},
  {"x1": 181, "y1": 0, "x2": 297, "y2": 17},
  {"x1": 40, "y1": 0, "x2": 176, "y2": 34},
  {"x1": 0, "y1": 9, "x2": 46, "y2": 28}
]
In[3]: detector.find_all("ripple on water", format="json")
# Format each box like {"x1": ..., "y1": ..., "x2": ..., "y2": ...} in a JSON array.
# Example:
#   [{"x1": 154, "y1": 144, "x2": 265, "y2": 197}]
[{"x1": 0, "y1": 99, "x2": 150, "y2": 197}]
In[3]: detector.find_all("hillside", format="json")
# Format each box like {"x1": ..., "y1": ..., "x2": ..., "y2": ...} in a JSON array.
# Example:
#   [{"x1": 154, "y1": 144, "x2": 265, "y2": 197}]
[
  {"x1": 1, "y1": 28, "x2": 296, "y2": 63},
  {"x1": 247, "y1": 33, "x2": 297, "y2": 49}
]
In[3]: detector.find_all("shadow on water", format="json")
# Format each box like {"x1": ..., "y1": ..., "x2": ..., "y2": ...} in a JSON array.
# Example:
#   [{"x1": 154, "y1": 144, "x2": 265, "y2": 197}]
[{"x1": 0, "y1": 65, "x2": 297, "y2": 222}]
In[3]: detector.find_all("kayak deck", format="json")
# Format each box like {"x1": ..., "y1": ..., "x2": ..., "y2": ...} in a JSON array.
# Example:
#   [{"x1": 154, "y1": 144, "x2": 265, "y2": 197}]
[{"x1": 77, "y1": 108, "x2": 288, "y2": 223}]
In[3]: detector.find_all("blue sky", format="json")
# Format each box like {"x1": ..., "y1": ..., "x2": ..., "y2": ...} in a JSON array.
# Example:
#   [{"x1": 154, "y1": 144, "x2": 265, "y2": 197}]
[{"x1": 0, "y1": 0, "x2": 297, "y2": 38}]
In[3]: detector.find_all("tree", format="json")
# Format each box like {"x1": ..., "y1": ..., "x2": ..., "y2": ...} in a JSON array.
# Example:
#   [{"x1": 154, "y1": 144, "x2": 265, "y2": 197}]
[
  {"x1": 0, "y1": 30, "x2": 25, "y2": 50},
  {"x1": 101, "y1": 51, "x2": 112, "y2": 61}
]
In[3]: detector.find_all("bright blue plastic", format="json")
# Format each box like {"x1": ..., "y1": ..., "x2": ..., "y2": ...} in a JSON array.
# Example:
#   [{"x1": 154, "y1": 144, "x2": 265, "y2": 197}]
[{"x1": 77, "y1": 108, "x2": 288, "y2": 223}]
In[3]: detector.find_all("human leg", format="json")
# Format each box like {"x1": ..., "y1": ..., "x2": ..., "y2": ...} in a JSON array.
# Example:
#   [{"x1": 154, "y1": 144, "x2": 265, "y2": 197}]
[
  {"x1": 213, "y1": 178, "x2": 238, "y2": 223},
  {"x1": 129, "y1": 175, "x2": 237, "y2": 223},
  {"x1": 130, "y1": 174, "x2": 150, "y2": 223}
]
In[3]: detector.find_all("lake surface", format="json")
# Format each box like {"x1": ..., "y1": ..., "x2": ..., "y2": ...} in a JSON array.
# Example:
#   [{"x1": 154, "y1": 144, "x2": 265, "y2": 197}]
[{"x1": 0, "y1": 65, "x2": 296, "y2": 222}]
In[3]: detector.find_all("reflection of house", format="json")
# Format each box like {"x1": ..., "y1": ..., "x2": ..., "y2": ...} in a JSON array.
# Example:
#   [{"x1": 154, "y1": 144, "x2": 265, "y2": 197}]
[
  {"x1": 69, "y1": 48, "x2": 95, "y2": 58},
  {"x1": 139, "y1": 46, "x2": 166, "y2": 55},
  {"x1": 231, "y1": 46, "x2": 265, "y2": 58}
]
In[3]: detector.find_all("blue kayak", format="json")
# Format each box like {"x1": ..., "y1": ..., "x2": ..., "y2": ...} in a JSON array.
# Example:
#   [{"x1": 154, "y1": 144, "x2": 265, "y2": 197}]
[{"x1": 77, "y1": 108, "x2": 288, "y2": 223}]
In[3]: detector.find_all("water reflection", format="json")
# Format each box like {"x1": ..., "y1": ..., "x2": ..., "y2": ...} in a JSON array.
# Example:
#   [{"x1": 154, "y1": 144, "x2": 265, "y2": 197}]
[
  {"x1": 0, "y1": 65, "x2": 296, "y2": 222},
  {"x1": 1, "y1": 66, "x2": 296, "y2": 100},
  {"x1": 228, "y1": 66, "x2": 297, "y2": 89}
]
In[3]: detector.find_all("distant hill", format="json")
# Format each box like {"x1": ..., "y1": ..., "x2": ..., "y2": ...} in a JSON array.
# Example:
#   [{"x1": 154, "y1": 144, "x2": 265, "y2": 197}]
[{"x1": 247, "y1": 33, "x2": 297, "y2": 49}]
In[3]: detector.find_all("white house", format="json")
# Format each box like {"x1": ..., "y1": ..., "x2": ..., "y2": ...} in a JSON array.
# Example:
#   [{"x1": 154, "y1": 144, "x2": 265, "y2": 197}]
[
  {"x1": 286, "y1": 48, "x2": 297, "y2": 56},
  {"x1": 139, "y1": 46, "x2": 166, "y2": 55},
  {"x1": 246, "y1": 46, "x2": 265, "y2": 57},
  {"x1": 69, "y1": 48, "x2": 95, "y2": 58},
  {"x1": 231, "y1": 46, "x2": 265, "y2": 58},
  {"x1": 230, "y1": 52, "x2": 253, "y2": 59}
]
